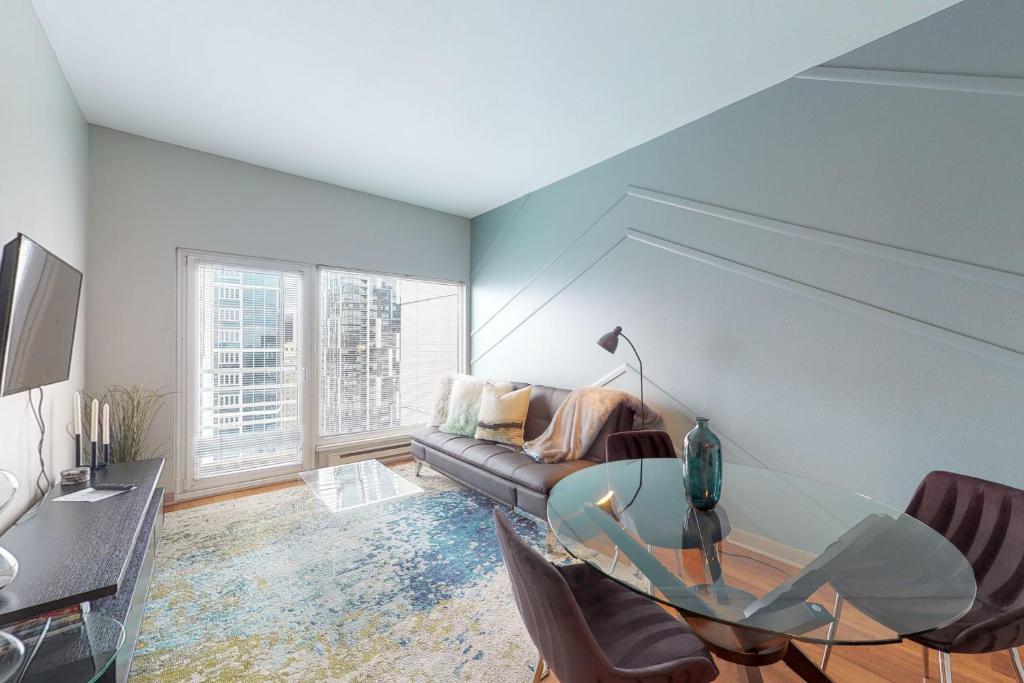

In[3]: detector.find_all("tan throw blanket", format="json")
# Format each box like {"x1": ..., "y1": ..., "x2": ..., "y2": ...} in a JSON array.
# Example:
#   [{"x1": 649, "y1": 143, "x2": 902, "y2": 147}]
[{"x1": 523, "y1": 387, "x2": 658, "y2": 463}]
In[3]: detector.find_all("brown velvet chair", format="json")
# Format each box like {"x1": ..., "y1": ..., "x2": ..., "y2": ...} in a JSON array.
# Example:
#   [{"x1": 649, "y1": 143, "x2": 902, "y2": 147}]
[
  {"x1": 821, "y1": 471, "x2": 1024, "y2": 682},
  {"x1": 606, "y1": 430, "x2": 677, "y2": 461},
  {"x1": 604, "y1": 431, "x2": 729, "y2": 575},
  {"x1": 903, "y1": 471, "x2": 1024, "y2": 682},
  {"x1": 493, "y1": 508, "x2": 719, "y2": 683}
]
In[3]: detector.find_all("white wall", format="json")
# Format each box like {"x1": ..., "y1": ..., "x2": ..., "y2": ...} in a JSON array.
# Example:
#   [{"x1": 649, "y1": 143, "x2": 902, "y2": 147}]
[
  {"x1": 0, "y1": 1, "x2": 89, "y2": 526},
  {"x1": 470, "y1": 0, "x2": 1024, "y2": 507},
  {"x1": 87, "y1": 127, "x2": 470, "y2": 493}
]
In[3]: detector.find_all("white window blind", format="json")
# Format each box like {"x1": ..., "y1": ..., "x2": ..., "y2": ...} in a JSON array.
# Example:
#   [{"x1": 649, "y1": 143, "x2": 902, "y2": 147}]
[
  {"x1": 319, "y1": 268, "x2": 461, "y2": 438},
  {"x1": 192, "y1": 260, "x2": 304, "y2": 478}
]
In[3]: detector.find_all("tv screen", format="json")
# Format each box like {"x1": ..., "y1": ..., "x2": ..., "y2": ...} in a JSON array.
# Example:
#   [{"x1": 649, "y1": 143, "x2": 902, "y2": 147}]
[{"x1": 0, "y1": 234, "x2": 83, "y2": 396}]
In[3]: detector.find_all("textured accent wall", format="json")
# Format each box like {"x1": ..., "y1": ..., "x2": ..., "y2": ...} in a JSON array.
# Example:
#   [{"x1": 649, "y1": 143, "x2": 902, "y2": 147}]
[{"x1": 470, "y1": 0, "x2": 1024, "y2": 506}]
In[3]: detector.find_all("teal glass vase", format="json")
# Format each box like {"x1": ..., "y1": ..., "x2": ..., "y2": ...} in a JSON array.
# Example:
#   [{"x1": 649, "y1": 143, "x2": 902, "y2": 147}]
[{"x1": 683, "y1": 417, "x2": 722, "y2": 511}]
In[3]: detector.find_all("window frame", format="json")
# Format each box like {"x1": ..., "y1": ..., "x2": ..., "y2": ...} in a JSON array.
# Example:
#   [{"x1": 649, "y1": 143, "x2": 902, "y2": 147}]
[
  {"x1": 314, "y1": 264, "x2": 466, "y2": 450},
  {"x1": 177, "y1": 249, "x2": 317, "y2": 495},
  {"x1": 175, "y1": 248, "x2": 466, "y2": 498}
]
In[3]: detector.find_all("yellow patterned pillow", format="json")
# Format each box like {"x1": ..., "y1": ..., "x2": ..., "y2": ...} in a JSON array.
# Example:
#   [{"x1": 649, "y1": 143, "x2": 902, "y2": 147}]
[{"x1": 475, "y1": 384, "x2": 533, "y2": 447}]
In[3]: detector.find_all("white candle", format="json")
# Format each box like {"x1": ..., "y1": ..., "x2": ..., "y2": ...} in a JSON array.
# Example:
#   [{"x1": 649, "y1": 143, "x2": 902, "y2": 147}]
[
  {"x1": 91, "y1": 398, "x2": 99, "y2": 443},
  {"x1": 73, "y1": 391, "x2": 82, "y2": 435},
  {"x1": 102, "y1": 403, "x2": 110, "y2": 445}
]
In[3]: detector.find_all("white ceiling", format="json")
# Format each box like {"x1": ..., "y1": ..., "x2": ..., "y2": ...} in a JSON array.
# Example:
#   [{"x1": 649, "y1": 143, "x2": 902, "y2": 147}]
[{"x1": 32, "y1": 1, "x2": 958, "y2": 218}]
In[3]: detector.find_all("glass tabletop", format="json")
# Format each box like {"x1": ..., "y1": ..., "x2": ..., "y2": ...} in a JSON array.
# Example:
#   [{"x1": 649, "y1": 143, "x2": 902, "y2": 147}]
[
  {"x1": 300, "y1": 459, "x2": 422, "y2": 513},
  {"x1": 547, "y1": 459, "x2": 977, "y2": 645},
  {"x1": 5, "y1": 613, "x2": 124, "y2": 683}
]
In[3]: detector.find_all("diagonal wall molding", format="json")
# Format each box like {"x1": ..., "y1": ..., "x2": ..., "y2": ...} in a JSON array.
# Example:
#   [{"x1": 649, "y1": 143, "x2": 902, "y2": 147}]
[
  {"x1": 627, "y1": 228, "x2": 1024, "y2": 371},
  {"x1": 471, "y1": 193, "x2": 628, "y2": 336},
  {"x1": 472, "y1": 186, "x2": 1024, "y2": 368},
  {"x1": 796, "y1": 66, "x2": 1024, "y2": 97},
  {"x1": 592, "y1": 362, "x2": 767, "y2": 468},
  {"x1": 471, "y1": 194, "x2": 531, "y2": 279},
  {"x1": 626, "y1": 186, "x2": 1024, "y2": 293}
]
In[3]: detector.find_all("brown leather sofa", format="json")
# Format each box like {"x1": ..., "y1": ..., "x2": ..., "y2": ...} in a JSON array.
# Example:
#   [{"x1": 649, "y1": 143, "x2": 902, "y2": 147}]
[{"x1": 410, "y1": 383, "x2": 634, "y2": 519}]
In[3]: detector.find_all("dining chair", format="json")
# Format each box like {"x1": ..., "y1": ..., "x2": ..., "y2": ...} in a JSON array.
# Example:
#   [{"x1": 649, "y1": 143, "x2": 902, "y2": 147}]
[
  {"x1": 493, "y1": 508, "x2": 719, "y2": 683},
  {"x1": 605, "y1": 430, "x2": 729, "y2": 577},
  {"x1": 606, "y1": 430, "x2": 677, "y2": 461},
  {"x1": 821, "y1": 471, "x2": 1024, "y2": 683}
]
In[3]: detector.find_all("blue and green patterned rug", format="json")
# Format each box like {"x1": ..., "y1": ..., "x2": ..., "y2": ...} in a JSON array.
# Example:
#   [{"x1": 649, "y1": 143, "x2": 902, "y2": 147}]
[{"x1": 131, "y1": 463, "x2": 557, "y2": 682}]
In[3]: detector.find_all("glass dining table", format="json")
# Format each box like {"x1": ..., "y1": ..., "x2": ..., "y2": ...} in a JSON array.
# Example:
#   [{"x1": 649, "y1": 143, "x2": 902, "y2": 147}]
[{"x1": 547, "y1": 459, "x2": 977, "y2": 683}]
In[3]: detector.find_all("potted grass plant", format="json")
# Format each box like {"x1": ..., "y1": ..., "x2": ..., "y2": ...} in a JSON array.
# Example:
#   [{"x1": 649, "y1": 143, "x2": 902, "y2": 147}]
[{"x1": 77, "y1": 385, "x2": 172, "y2": 462}]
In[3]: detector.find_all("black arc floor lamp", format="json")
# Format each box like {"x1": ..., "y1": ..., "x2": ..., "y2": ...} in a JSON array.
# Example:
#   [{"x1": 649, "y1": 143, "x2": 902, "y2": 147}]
[{"x1": 597, "y1": 325, "x2": 645, "y2": 427}]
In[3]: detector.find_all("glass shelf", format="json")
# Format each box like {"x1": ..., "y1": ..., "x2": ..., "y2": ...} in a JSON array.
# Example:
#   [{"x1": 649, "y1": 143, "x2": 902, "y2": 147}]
[
  {"x1": 5, "y1": 613, "x2": 124, "y2": 683},
  {"x1": 0, "y1": 631, "x2": 25, "y2": 682}
]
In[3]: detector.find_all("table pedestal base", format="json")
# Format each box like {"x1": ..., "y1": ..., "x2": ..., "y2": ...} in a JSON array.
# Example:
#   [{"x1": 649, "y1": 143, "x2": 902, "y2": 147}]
[{"x1": 684, "y1": 615, "x2": 834, "y2": 683}]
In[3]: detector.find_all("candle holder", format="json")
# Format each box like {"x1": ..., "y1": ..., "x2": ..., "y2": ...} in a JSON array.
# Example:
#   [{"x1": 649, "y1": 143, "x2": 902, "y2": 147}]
[
  {"x1": 103, "y1": 443, "x2": 111, "y2": 468},
  {"x1": 90, "y1": 441, "x2": 106, "y2": 472},
  {"x1": 74, "y1": 434, "x2": 83, "y2": 468}
]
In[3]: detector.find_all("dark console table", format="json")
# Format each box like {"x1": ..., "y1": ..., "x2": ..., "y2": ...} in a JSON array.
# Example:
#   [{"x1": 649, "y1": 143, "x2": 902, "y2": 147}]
[{"x1": 0, "y1": 459, "x2": 165, "y2": 682}]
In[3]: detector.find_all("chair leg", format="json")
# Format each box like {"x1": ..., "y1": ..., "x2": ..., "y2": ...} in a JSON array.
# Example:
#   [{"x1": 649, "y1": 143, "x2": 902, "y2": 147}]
[
  {"x1": 921, "y1": 645, "x2": 930, "y2": 681},
  {"x1": 609, "y1": 547, "x2": 620, "y2": 573},
  {"x1": 819, "y1": 593, "x2": 843, "y2": 670},
  {"x1": 531, "y1": 653, "x2": 545, "y2": 683},
  {"x1": 1010, "y1": 647, "x2": 1024, "y2": 683},
  {"x1": 414, "y1": 460, "x2": 423, "y2": 476},
  {"x1": 937, "y1": 651, "x2": 952, "y2": 683}
]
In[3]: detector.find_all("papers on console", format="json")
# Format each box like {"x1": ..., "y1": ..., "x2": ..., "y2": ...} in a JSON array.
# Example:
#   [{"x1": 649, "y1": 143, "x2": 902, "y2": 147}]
[{"x1": 53, "y1": 487, "x2": 130, "y2": 503}]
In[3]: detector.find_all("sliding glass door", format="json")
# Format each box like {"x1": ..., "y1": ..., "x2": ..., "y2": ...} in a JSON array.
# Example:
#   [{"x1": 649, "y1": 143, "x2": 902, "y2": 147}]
[{"x1": 183, "y1": 254, "x2": 314, "y2": 492}]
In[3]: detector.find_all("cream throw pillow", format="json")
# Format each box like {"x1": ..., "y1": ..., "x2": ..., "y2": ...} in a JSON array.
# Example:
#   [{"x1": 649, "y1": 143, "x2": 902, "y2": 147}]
[
  {"x1": 427, "y1": 373, "x2": 460, "y2": 426},
  {"x1": 475, "y1": 384, "x2": 532, "y2": 447},
  {"x1": 440, "y1": 376, "x2": 514, "y2": 437}
]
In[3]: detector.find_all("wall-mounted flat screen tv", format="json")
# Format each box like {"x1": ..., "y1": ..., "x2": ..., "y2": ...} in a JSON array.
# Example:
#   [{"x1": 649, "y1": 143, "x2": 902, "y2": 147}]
[{"x1": 0, "y1": 234, "x2": 83, "y2": 396}]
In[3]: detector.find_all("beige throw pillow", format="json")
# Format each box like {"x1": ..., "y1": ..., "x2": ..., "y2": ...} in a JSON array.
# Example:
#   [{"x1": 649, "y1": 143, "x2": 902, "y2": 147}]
[
  {"x1": 440, "y1": 376, "x2": 515, "y2": 437},
  {"x1": 475, "y1": 384, "x2": 533, "y2": 447}
]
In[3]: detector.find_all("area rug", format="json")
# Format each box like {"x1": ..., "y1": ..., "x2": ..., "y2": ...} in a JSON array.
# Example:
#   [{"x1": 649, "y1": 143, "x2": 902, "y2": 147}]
[{"x1": 131, "y1": 463, "x2": 560, "y2": 682}]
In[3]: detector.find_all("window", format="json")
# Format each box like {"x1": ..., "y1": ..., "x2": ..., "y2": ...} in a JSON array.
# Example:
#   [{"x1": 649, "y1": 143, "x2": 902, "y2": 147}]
[
  {"x1": 215, "y1": 393, "x2": 239, "y2": 407},
  {"x1": 182, "y1": 250, "x2": 462, "y2": 494},
  {"x1": 217, "y1": 351, "x2": 240, "y2": 367},
  {"x1": 217, "y1": 330, "x2": 240, "y2": 346},
  {"x1": 189, "y1": 258, "x2": 305, "y2": 482},
  {"x1": 318, "y1": 268, "x2": 462, "y2": 439}
]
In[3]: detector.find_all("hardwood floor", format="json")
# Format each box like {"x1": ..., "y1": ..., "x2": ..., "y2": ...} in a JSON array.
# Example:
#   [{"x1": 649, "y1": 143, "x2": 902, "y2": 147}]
[
  {"x1": 163, "y1": 479, "x2": 301, "y2": 512},
  {"x1": 535, "y1": 643, "x2": 1020, "y2": 682},
  {"x1": 162, "y1": 465, "x2": 1016, "y2": 682}
]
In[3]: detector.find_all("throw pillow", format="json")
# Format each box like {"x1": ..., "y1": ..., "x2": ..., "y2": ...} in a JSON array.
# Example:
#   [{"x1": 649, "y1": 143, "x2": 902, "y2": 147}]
[
  {"x1": 440, "y1": 376, "x2": 514, "y2": 437},
  {"x1": 427, "y1": 373, "x2": 461, "y2": 426},
  {"x1": 475, "y1": 384, "x2": 532, "y2": 447}
]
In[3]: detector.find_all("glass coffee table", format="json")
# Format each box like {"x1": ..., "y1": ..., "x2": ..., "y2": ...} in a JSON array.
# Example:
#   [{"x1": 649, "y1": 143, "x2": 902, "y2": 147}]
[
  {"x1": 547, "y1": 459, "x2": 977, "y2": 683},
  {"x1": 300, "y1": 459, "x2": 422, "y2": 513}
]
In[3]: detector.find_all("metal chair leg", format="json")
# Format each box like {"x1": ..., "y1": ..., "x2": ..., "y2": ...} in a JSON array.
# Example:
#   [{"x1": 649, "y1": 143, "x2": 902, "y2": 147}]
[
  {"x1": 1010, "y1": 647, "x2": 1024, "y2": 683},
  {"x1": 937, "y1": 651, "x2": 952, "y2": 683},
  {"x1": 531, "y1": 653, "x2": 546, "y2": 683},
  {"x1": 820, "y1": 593, "x2": 843, "y2": 670},
  {"x1": 921, "y1": 645, "x2": 930, "y2": 680},
  {"x1": 609, "y1": 547, "x2": 620, "y2": 573},
  {"x1": 414, "y1": 460, "x2": 423, "y2": 476}
]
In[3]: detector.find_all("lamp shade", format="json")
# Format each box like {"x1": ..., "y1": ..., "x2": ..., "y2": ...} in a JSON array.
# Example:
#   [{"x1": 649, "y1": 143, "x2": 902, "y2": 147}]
[{"x1": 597, "y1": 326, "x2": 622, "y2": 353}]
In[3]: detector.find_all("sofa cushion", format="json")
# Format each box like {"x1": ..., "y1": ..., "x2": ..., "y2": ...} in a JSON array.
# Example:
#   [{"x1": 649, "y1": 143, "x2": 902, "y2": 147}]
[
  {"x1": 521, "y1": 385, "x2": 571, "y2": 442},
  {"x1": 411, "y1": 427, "x2": 593, "y2": 493}
]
